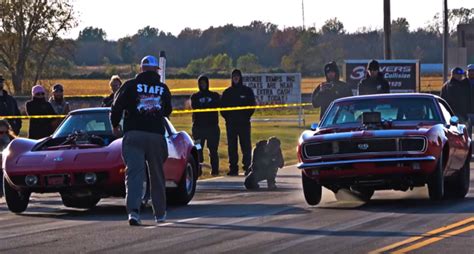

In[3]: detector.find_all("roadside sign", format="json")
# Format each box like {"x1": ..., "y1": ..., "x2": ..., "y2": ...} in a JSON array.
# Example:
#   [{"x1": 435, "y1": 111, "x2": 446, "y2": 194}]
[
  {"x1": 242, "y1": 73, "x2": 302, "y2": 105},
  {"x1": 344, "y1": 60, "x2": 420, "y2": 93}
]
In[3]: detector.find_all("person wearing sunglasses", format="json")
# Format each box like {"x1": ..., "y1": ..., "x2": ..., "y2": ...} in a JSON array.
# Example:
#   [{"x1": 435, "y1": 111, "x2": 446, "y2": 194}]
[
  {"x1": 0, "y1": 118, "x2": 17, "y2": 198},
  {"x1": 25, "y1": 85, "x2": 57, "y2": 139}
]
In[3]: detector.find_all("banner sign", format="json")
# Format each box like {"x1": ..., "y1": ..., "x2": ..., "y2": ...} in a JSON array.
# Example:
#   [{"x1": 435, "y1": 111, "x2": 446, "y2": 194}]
[
  {"x1": 344, "y1": 60, "x2": 420, "y2": 93},
  {"x1": 242, "y1": 73, "x2": 301, "y2": 105}
]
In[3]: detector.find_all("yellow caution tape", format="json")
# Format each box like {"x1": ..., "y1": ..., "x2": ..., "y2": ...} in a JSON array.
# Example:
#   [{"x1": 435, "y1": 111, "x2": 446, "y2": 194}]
[
  {"x1": 0, "y1": 103, "x2": 312, "y2": 119},
  {"x1": 64, "y1": 87, "x2": 228, "y2": 98}
]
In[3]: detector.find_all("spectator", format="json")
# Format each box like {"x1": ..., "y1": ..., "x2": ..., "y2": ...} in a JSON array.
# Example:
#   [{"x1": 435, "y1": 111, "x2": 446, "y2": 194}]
[
  {"x1": 468, "y1": 64, "x2": 474, "y2": 87},
  {"x1": 26, "y1": 85, "x2": 56, "y2": 139},
  {"x1": 0, "y1": 119, "x2": 16, "y2": 198},
  {"x1": 111, "y1": 55, "x2": 172, "y2": 226},
  {"x1": 49, "y1": 84, "x2": 70, "y2": 115},
  {"x1": 102, "y1": 75, "x2": 122, "y2": 107},
  {"x1": 0, "y1": 74, "x2": 22, "y2": 135},
  {"x1": 190, "y1": 75, "x2": 221, "y2": 176},
  {"x1": 312, "y1": 61, "x2": 353, "y2": 119},
  {"x1": 440, "y1": 67, "x2": 471, "y2": 122},
  {"x1": 358, "y1": 60, "x2": 390, "y2": 95},
  {"x1": 220, "y1": 69, "x2": 256, "y2": 176}
]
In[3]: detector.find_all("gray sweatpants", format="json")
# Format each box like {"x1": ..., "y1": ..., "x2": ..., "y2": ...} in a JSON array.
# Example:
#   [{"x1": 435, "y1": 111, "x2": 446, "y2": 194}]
[{"x1": 122, "y1": 130, "x2": 168, "y2": 217}]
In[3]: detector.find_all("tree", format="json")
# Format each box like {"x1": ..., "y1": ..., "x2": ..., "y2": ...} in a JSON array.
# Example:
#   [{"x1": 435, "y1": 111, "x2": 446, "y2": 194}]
[
  {"x1": 321, "y1": 18, "x2": 345, "y2": 35},
  {"x1": 0, "y1": 0, "x2": 77, "y2": 93},
  {"x1": 392, "y1": 18, "x2": 410, "y2": 34},
  {"x1": 136, "y1": 26, "x2": 159, "y2": 38},
  {"x1": 78, "y1": 26, "x2": 106, "y2": 41},
  {"x1": 118, "y1": 37, "x2": 135, "y2": 63},
  {"x1": 236, "y1": 53, "x2": 261, "y2": 72}
]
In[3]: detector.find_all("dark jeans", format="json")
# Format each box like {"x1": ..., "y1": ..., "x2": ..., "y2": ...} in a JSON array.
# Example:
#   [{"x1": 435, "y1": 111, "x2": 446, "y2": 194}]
[
  {"x1": 122, "y1": 131, "x2": 167, "y2": 218},
  {"x1": 192, "y1": 125, "x2": 220, "y2": 174},
  {"x1": 226, "y1": 122, "x2": 252, "y2": 174}
]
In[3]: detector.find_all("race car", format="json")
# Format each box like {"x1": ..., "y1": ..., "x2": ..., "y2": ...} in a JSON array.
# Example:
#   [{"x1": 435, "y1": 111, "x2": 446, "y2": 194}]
[
  {"x1": 297, "y1": 93, "x2": 471, "y2": 205},
  {"x1": 2, "y1": 107, "x2": 201, "y2": 213}
]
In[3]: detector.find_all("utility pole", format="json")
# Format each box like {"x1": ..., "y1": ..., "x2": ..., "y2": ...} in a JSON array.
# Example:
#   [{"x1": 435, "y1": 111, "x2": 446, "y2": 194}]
[
  {"x1": 302, "y1": 0, "x2": 306, "y2": 30},
  {"x1": 383, "y1": 0, "x2": 392, "y2": 59},
  {"x1": 443, "y1": 0, "x2": 449, "y2": 83}
]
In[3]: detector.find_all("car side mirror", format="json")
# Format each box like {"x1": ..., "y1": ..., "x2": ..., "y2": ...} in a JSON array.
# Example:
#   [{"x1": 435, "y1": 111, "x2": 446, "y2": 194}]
[
  {"x1": 450, "y1": 116, "x2": 459, "y2": 126},
  {"x1": 310, "y1": 123, "x2": 319, "y2": 131}
]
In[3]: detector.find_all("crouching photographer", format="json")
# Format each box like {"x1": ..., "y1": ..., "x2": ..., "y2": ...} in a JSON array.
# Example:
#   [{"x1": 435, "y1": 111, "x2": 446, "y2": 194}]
[{"x1": 244, "y1": 137, "x2": 284, "y2": 190}]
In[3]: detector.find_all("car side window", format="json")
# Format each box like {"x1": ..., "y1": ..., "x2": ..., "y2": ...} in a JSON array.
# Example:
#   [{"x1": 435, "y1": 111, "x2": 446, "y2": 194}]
[{"x1": 438, "y1": 102, "x2": 452, "y2": 125}]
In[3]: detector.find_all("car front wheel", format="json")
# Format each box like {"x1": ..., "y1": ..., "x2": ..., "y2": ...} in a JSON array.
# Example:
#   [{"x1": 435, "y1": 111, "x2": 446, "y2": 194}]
[
  {"x1": 302, "y1": 172, "x2": 322, "y2": 206},
  {"x1": 3, "y1": 176, "x2": 30, "y2": 213},
  {"x1": 445, "y1": 152, "x2": 470, "y2": 199},
  {"x1": 428, "y1": 154, "x2": 445, "y2": 201}
]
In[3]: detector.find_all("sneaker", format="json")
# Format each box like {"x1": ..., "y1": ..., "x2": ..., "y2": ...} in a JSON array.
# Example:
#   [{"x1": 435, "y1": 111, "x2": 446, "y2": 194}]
[
  {"x1": 128, "y1": 213, "x2": 141, "y2": 226},
  {"x1": 155, "y1": 212, "x2": 167, "y2": 223}
]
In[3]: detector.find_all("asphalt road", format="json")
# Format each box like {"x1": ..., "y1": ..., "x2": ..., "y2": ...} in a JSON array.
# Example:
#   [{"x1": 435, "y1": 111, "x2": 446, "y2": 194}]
[{"x1": 1, "y1": 165, "x2": 473, "y2": 254}]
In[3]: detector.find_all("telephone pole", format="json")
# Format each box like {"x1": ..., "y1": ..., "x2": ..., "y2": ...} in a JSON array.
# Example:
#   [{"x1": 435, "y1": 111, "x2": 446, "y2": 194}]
[
  {"x1": 443, "y1": 0, "x2": 449, "y2": 82},
  {"x1": 301, "y1": 0, "x2": 306, "y2": 30},
  {"x1": 383, "y1": 0, "x2": 392, "y2": 59}
]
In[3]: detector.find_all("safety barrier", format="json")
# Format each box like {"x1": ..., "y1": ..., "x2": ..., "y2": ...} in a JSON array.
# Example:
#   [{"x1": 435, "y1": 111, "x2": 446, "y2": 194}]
[
  {"x1": 0, "y1": 103, "x2": 312, "y2": 119},
  {"x1": 63, "y1": 87, "x2": 228, "y2": 98}
]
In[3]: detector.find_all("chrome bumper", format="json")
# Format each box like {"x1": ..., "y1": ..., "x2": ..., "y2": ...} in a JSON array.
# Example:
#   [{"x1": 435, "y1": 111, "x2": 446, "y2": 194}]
[{"x1": 297, "y1": 156, "x2": 436, "y2": 169}]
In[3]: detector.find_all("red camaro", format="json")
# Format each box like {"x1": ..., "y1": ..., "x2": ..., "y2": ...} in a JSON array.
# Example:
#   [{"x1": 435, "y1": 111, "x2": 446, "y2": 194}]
[
  {"x1": 298, "y1": 93, "x2": 471, "y2": 205},
  {"x1": 2, "y1": 108, "x2": 201, "y2": 213}
]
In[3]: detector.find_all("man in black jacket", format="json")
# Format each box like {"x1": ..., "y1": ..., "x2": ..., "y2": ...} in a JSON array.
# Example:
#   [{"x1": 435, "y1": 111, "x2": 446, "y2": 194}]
[
  {"x1": 111, "y1": 55, "x2": 172, "y2": 226},
  {"x1": 221, "y1": 69, "x2": 256, "y2": 176},
  {"x1": 441, "y1": 67, "x2": 471, "y2": 122},
  {"x1": 190, "y1": 75, "x2": 221, "y2": 176},
  {"x1": 358, "y1": 60, "x2": 390, "y2": 95},
  {"x1": 0, "y1": 75, "x2": 21, "y2": 135},
  {"x1": 312, "y1": 61, "x2": 353, "y2": 119}
]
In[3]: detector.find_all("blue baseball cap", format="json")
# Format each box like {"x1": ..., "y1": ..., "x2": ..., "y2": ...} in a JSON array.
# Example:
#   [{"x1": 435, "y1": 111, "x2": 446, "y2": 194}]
[
  {"x1": 451, "y1": 67, "x2": 465, "y2": 75},
  {"x1": 140, "y1": 55, "x2": 160, "y2": 68},
  {"x1": 468, "y1": 64, "x2": 474, "y2": 71}
]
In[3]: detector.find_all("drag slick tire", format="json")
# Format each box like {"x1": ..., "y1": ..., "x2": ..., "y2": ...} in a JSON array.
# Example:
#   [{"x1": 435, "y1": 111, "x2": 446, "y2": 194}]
[
  {"x1": 302, "y1": 172, "x2": 322, "y2": 206},
  {"x1": 167, "y1": 155, "x2": 197, "y2": 206},
  {"x1": 60, "y1": 193, "x2": 101, "y2": 209},
  {"x1": 445, "y1": 152, "x2": 470, "y2": 199},
  {"x1": 428, "y1": 154, "x2": 445, "y2": 201},
  {"x1": 3, "y1": 176, "x2": 30, "y2": 213}
]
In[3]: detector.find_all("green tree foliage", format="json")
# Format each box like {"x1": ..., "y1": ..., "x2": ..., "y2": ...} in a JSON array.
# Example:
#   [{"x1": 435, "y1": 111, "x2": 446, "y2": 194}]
[
  {"x1": 321, "y1": 18, "x2": 345, "y2": 35},
  {"x1": 78, "y1": 26, "x2": 107, "y2": 41},
  {"x1": 236, "y1": 53, "x2": 261, "y2": 72},
  {"x1": 0, "y1": 0, "x2": 77, "y2": 93}
]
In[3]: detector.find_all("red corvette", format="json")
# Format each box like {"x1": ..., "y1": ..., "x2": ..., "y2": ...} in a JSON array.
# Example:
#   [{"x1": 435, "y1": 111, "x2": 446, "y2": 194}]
[
  {"x1": 298, "y1": 93, "x2": 471, "y2": 205},
  {"x1": 2, "y1": 107, "x2": 201, "y2": 213}
]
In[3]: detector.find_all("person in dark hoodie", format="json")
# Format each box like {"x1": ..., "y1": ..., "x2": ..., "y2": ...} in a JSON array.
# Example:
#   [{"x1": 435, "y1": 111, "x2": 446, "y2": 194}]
[
  {"x1": 0, "y1": 74, "x2": 22, "y2": 135},
  {"x1": 190, "y1": 75, "x2": 221, "y2": 176},
  {"x1": 220, "y1": 69, "x2": 256, "y2": 176},
  {"x1": 440, "y1": 67, "x2": 472, "y2": 122},
  {"x1": 111, "y1": 55, "x2": 172, "y2": 226},
  {"x1": 358, "y1": 60, "x2": 390, "y2": 95},
  {"x1": 312, "y1": 61, "x2": 353, "y2": 119},
  {"x1": 26, "y1": 85, "x2": 57, "y2": 139}
]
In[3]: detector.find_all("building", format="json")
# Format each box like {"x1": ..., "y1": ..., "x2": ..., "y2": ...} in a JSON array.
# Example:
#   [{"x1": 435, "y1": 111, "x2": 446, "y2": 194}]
[{"x1": 458, "y1": 24, "x2": 474, "y2": 64}]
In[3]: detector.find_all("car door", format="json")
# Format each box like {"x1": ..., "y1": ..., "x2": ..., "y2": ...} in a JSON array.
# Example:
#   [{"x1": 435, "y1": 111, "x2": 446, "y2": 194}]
[
  {"x1": 162, "y1": 118, "x2": 185, "y2": 182},
  {"x1": 438, "y1": 99, "x2": 468, "y2": 173}
]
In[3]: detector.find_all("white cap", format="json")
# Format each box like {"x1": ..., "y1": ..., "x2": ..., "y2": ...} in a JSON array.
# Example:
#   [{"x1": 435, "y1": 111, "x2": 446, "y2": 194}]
[{"x1": 140, "y1": 55, "x2": 160, "y2": 68}]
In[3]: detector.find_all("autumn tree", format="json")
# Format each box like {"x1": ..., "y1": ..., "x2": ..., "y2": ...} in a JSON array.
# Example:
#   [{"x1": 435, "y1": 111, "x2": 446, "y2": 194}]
[{"x1": 0, "y1": 0, "x2": 76, "y2": 93}]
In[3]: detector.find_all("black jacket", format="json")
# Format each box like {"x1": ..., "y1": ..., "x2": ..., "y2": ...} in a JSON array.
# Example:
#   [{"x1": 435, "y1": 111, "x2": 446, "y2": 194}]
[
  {"x1": 312, "y1": 65, "x2": 353, "y2": 119},
  {"x1": 111, "y1": 71, "x2": 172, "y2": 135},
  {"x1": 102, "y1": 93, "x2": 114, "y2": 107},
  {"x1": 220, "y1": 82, "x2": 256, "y2": 125},
  {"x1": 0, "y1": 90, "x2": 22, "y2": 135},
  {"x1": 190, "y1": 80, "x2": 221, "y2": 127},
  {"x1": 357, "y1": 73, "x2": 390, "y2": 95},
  {"x1": 26, "y1": 98, "x2": 56, "y2": 139},
  {"x1": 440, "y1": 78, "x2": 472, "y2": 121}
]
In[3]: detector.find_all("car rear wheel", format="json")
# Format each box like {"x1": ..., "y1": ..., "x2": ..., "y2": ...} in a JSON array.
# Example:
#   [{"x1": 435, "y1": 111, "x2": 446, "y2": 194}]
[
  {"x1": 302, "y1": 172, "x2": 322, "y2": 206},
  {"x1": 60, "y1": 193, "x2": 101, "y2": 209},
  {"x1": 3, "y1": 176, "x2": 30, "y2": 213},
  {"x1": 167, "y1": 156, "x2": 197, "y2": 206},
  {"x1": 428, "y1": 154, "x2": 445, "y2": 201},
  {"x1": 445, "y1": 153, "x2": 470, "y2": 199}
]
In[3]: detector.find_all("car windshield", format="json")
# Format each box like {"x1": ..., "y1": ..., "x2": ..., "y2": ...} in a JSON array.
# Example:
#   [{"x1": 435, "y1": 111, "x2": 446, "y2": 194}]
[
  {"x1": 321, "y1": 97, "x2": 441, "y2": 128},
  {"x1": 53, "y1": 112, "x2": 114, "y2": 138}
]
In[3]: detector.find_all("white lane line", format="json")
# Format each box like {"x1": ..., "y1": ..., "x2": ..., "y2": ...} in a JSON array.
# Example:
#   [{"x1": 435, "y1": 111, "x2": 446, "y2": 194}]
[
  {"x1": 144, "y1": 217, "x2": 201, "y2": 229},
  {"x1": 200, "y1": 176, "x2": 224, "y2": 182}
]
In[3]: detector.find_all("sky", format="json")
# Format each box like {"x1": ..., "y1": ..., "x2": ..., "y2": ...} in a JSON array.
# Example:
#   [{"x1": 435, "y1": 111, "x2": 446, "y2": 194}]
[{"x1": 66, "y1": 0, "x2": 474, "y2": 40}]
